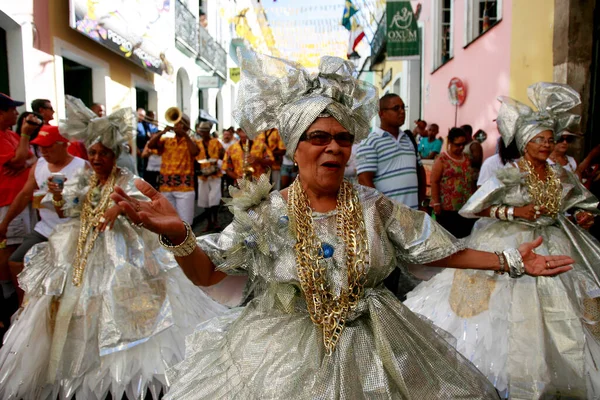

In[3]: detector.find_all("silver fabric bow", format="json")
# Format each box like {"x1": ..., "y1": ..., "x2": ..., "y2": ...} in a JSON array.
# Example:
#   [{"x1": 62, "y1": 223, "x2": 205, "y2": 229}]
[
  {"x1": 496, "y1": 82, "x2": 581, "y2": 153},
  {"x1": 233, "y1": 49, "x2": 379, "y2": 158},
  {"x1": 60, "y1": 95, "x2": 136, "y2": 157}
]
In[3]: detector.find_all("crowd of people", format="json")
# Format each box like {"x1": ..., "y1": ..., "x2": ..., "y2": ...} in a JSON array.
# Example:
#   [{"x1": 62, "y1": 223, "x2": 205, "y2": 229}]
[{"x1": 0, "y1": 48, "x2": 600, "y2": 399}]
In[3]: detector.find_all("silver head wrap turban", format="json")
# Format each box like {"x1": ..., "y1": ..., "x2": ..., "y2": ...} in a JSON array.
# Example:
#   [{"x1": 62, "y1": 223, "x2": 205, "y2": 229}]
[
  {"x1": 59, "y1": 95, "x2": 135, "y2": 158},
  {"x1": 496, "y1": 82, "x2": 581, "y2": 153},
  {"x1": 233, "y1": 49, "x2": 378, "y2": 159}
]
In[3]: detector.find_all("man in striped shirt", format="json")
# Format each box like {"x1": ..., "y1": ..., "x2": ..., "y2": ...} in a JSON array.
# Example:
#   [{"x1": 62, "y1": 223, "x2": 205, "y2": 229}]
[{"x1": 356, "y1": 94, "x2": 426, "y2": 209}]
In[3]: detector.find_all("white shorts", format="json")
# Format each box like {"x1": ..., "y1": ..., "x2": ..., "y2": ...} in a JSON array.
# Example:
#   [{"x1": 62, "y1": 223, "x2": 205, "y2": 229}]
[
  {"x1": 197, "y1": 177, "x2": 222, "y2": 208},
  {"x1": 162, "y1": 191, "x2": 196, "y2": 225},
  {"x1": 0, "y1": 205, "x2": 33, "y2": 246}
]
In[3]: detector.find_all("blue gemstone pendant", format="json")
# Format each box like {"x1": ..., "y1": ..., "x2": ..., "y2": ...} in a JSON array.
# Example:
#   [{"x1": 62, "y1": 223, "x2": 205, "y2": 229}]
[{"x1": 320, "y1": 243, "x2": 334, "y2": 258}]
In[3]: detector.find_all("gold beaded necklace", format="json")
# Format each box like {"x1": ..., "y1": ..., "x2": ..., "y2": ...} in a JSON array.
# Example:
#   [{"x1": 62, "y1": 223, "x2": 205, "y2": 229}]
[
  {"x1": 288, "y1": 178, "x2": 369, "y2": 355},
  {"x1": 72, "y1": 166, "x2": 118, "y2": 286},
  {"x1": 518, "y1": 158, "x2": 562, "y2": 218}
]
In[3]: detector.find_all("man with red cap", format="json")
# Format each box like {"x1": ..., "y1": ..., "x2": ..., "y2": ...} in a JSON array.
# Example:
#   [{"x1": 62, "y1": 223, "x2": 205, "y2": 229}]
[{"x1": 0, "y1": 124, "x2": 86, "y2": 303}]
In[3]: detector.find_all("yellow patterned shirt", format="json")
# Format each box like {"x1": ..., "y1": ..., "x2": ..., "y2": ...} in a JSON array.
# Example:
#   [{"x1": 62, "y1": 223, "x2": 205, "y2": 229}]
[
  {"x1": 196, "y1": 138, "x2": 224, "y2": 181},
  {"x1": 158, "y1": 136, "x2": 195, "y2": 192},
  {"x1": 255, "y1": 129, "x2": 286, "y2": 170},
  {"x1": 223, "y1": 140, "x2": 273, "y2": 180}
]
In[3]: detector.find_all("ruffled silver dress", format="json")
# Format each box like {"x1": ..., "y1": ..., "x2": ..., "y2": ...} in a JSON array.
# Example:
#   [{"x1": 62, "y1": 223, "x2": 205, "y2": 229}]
[
  {"x1": 0, "y1": 168, "x2": 227, "y2": 400},
  {"x1": 405, "y1": 163, "x2": 600, "y2": 399},
  {"x1": 165, "y1": 177, "x2": 499, "y2": 399}
]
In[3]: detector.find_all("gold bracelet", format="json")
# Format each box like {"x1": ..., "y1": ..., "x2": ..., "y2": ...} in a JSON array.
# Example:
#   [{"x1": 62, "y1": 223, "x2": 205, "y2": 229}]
[
  {"x1": 158, "y1": 221, "x2": 197, "y2": 257},
  {"x1": 52, "y1": 197, "x2": 65, "y2": 207}
]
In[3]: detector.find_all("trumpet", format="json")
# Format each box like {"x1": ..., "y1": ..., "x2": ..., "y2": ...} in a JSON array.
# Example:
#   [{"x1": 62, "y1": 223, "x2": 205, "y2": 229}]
[
  {"x1": 165, "y1": 106, "x2": 182, "y2": 125},
  {"x1": 143, "y1": 107, "x2": 192, "y2": 135}
]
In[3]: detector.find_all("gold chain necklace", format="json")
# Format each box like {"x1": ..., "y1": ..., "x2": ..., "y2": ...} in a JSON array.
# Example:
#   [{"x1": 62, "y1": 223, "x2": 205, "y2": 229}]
[
  {"x1": 518, "y1": 158, "x2": 562, "y2": 218},
  {"x1": 288, "y1": 178, "x2": 369, "y2": 355},
  {"x1": 72, "y1": 166, "x2": 118, "y2": 286}
]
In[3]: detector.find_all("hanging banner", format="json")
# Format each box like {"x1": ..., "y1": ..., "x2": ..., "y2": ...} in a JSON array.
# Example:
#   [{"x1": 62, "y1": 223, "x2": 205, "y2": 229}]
[
  {"x1": 230, "y1": 68, "x2": 241, "y2": 83},
  {"x1": 386, "y1": 0, "x2": 419, "y2": 60},
  {"x1": 69, "y1": 0, "x2": 172, "y2": 75}
]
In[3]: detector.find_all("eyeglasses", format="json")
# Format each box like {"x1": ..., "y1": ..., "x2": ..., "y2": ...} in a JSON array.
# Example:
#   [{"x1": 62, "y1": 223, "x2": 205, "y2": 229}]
[
  {"x1": 299, "y1": 131, "x2": 354, "y2": 147},
  {"x1": 529, "y1": 137, "x2": 556, "y2": 145},
  {"x1": 557, "y1": 136, "x2": 576, "y2": 144},
  {"x1": 451, "y1": 141, "x2": 466, "y2": 147},
  {"x1": 381, "y1": 105, "x2": 407, "y2": 112},
  {"x1": 41, "y1": 106, "x2": 54, "y2": 111}
]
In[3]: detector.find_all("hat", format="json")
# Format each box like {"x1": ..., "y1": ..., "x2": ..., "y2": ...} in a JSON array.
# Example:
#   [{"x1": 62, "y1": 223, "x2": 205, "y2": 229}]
[
  {"x1": 30, "y1": 125, "x2": 69, "y2": 146},
  {"x1": 233, "y1": 48, "x2": 378, "y2": 158},
  {"x1": 559, "y1": 131, "x2": 580, "y2": 137},
  {"x1": 496, "y1": 82, "x2": 581, "y2": 153},
  {"x1": 197, "y1": 121, "x2": 212, "y2": 131},
  {"x1": 60, "y1": 95, "x2": 135, "y2": 158},
  {"x1": 0, "y1": 93, "x2": 24, "y2": 109}
]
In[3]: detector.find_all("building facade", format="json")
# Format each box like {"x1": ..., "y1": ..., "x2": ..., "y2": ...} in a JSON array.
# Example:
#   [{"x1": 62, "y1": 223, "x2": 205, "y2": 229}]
[
  {"x1": 418, "y1": 0, "x2": 554, "y2": 157},
  {"x1": 0, "y1": 0, "x2": 234, "y2": 133}
]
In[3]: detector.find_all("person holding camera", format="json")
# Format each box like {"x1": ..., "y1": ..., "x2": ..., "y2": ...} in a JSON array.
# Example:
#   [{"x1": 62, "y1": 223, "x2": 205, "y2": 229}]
[
  {"x1": 0, "y1": 125, "x2": 86, "y2": 304},
  {"x1": 195, "y1": 121, "x2": 224, "y2": 232},
  {"x1": 0, "y1": 94, "x2": 38, "y2": 312}
]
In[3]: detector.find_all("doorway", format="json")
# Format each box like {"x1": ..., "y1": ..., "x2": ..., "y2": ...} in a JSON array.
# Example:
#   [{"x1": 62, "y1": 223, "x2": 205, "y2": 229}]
[
  {"x1": 136, "y1": 87, "x2": 149, "y2": 110},
  {"x1": 0, "y1": 27, "x2": 8, "y2": 95},
  {"x1": 63, "y1": 57, "x2": 93, "y2": 106}
]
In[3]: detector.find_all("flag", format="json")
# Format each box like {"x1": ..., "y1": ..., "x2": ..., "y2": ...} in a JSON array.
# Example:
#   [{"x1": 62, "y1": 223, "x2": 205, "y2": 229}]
[
  {"x1": 347, "y1": 24, "x2": 365, "y2": 58},
  {"x1": 342, "y1": 0, "x2": 358, "y2": 30}
]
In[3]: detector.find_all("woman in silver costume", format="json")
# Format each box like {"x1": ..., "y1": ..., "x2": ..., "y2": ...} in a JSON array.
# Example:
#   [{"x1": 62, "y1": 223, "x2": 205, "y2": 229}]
[
  {"x1": 113, "y1": 52, "x2": 573, "y2": 399},
  {"x1": 406, "y1": 82, "x2": 600, "y2": 399},
  {"x1": 0, "y1": 96, "x2": 227, "y2": 400}
]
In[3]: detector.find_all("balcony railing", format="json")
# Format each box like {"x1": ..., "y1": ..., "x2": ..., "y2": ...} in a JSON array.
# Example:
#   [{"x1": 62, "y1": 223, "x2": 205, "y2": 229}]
[
  {"x1": 198, "y1": 24, "x2": 228, "y2": 79},
  {"x1": 175, "y1": 0, "x2": 198, "y2": 53},
  {"x1": 175, "y1": 0, "x2": 227, "y2": 79}
]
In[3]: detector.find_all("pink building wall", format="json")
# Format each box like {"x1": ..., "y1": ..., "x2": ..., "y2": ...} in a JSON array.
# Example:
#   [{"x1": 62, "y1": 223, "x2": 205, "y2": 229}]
[{"x1": 420, "y1": 0, "x2": 513, "y2": 157}]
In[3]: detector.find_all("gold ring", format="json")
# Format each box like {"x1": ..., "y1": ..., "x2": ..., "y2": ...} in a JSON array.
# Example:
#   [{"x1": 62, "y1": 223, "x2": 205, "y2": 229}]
[
  {"x1": 546, "y1": 261, "x2": 551, "y2": 268},
  {"x1": 135, "y1": 202, "x2": 141, "y2": 212}
]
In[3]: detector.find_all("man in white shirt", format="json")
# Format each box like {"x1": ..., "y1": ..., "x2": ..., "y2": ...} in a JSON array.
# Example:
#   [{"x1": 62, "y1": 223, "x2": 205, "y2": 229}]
[{"x1": 0, "y1": 125, "x2": 85, "y2": 302}]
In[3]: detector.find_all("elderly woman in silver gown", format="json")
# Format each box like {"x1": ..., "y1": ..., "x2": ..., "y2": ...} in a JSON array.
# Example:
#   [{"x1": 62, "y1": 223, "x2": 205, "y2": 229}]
[
  {"x1": 113, "y1": 51, "x2": 573, "y2": 399},
  {"x1": 0, "y1": 97, "x2": 227, "y2": 400},
  {"x1": 406, "y1": 83, "x2": 600, "y2": 399}
]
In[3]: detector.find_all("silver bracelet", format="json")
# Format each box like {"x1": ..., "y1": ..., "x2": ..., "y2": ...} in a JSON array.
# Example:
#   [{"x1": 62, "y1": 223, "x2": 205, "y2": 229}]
[
  {"x1": 494, "y1": 251, "x2": 507, "y2": 275},
  {"x1": 490, "y1": 205, "x2": 500, "y2": 219},
  {"x1": 503, "y1": 248, "x2": 525, "y2": 278},
  {"x1": 507, "y1": 206, "x2": 515, "y2": 221},
  {"x1": 158, "y1": 222, "x2": 197, "y2": 257}
]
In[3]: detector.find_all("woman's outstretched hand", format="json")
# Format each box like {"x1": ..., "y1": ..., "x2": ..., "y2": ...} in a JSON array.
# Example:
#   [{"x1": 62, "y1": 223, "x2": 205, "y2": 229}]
[
  {"x1": 111, "y1": 179, "x2": 187, "y2": 242},
  {"x1": 518, "y1": 236, "x2": 574, "y2": 276}
]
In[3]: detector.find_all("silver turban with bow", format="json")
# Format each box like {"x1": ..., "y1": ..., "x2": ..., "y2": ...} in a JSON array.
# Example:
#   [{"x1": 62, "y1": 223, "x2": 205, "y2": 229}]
[
  {"x1": 60, "y1": 95, "x2": 135, "y2": 158},
  {"x1": 496, "y1": 82, "x2": 581, "y2": 153},
  {"x1": 233, "y1": 49, "x2": 378, "y2": 158}
]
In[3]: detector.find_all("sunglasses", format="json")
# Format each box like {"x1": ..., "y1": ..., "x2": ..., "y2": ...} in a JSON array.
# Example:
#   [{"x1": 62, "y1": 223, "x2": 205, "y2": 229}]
[
  {"x1": 557, "y1": 136, "x2": 576, "y2": 144},
  {"x1": 299, "y1": 131, "x2": 354, "y2": 147}
]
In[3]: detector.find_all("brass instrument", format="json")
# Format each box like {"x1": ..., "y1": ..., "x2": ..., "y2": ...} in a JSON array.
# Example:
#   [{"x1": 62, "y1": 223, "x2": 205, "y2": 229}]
[
  {"x1": 156, "y1": 107, "x2": 193, "y2": 136},
  {"x1": 165, "y1": 106, "x2": 182, "y2": 125},
  {"x1": 242, "y1": 140, "x2": 255, "y2": 180}
]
